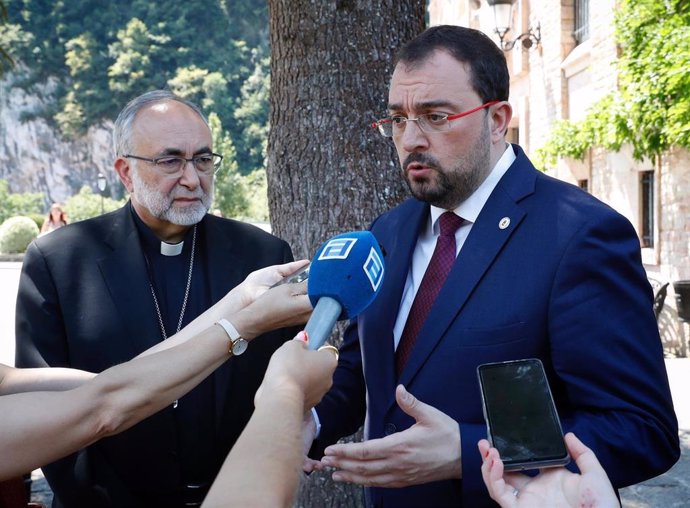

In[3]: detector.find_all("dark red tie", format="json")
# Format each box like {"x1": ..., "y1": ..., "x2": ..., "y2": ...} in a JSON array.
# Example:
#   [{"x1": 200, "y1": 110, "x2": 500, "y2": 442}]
[{"x1": 395, "y1": 212, "x2": 464, "y2": 377}]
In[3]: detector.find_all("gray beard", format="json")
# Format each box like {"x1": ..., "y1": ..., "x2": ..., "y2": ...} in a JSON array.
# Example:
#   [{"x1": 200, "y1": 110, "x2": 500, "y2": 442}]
[{"x1": 130, "y1": 167, "x2": 212, "y2": 225}]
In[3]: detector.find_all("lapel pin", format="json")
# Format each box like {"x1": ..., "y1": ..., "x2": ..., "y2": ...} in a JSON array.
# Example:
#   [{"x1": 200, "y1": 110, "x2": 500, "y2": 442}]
[{"x1": 499, "y1": 217, "x2": 511, "y2": 230}]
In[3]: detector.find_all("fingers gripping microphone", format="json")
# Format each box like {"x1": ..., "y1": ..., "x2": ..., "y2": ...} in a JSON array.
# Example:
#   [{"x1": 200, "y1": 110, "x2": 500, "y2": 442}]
[{"x1": 305, "y1": 231, "x2": 385, "y2": 350}]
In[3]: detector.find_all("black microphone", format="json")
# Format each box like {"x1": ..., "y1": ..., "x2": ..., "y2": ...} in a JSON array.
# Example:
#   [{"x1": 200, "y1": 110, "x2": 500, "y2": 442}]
[{"x1": 305, "y1": 231, "x2": 385, "y2": 350}]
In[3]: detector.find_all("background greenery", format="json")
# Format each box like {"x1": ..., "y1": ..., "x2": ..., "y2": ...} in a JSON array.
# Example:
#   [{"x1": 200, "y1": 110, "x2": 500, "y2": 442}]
[
  {"x1": 3, "y1": 0, "x2": 689, "y2": 241},
  {"x1": 0, "y1": 0, "x2": 270, "y2": 221},
  {"x1": 536, "y1": 0, "x2": 690, "y2": 166}
]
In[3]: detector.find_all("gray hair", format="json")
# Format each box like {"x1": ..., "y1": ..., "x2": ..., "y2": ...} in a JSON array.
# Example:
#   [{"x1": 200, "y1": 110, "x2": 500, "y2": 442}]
[{"x1": 112, "y1": 90, "x2": 209, "y2": 156}]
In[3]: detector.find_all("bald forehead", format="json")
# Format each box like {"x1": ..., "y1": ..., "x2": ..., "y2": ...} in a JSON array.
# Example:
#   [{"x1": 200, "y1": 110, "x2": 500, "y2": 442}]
[
  {"x1": 135, "y1": 99, "x2": 203, "y2": 122},
  {"x1": 131, "y1": 100, "x2": 212, "y2": 154}
]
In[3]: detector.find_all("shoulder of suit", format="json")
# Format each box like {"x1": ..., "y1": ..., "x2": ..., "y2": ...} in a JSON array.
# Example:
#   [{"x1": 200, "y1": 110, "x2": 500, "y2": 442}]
[
  {"x1": 374, "y1": 197, "x2": 423, "y2": 223},
  {"x1": 205, "y1": 214, "x2": 287, "y2": 244},
  {"x1": 31, "y1": 205, "x2": 128, "y2": 253},
  {"x1": 519, "y1": 168, "x2": 629, "y2": 232}
]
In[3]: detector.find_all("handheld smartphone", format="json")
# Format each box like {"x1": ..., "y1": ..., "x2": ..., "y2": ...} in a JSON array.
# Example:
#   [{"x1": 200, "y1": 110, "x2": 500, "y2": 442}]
[
  {"x1": 270, "y1": 263, "x2": 310, "y2": 288},
  {"x1": 477, "y1": 358, "x2": 570, "y2": 471}
]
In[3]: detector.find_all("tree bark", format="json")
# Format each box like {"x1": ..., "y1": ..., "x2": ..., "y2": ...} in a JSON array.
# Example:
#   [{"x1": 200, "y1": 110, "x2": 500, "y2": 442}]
[
  {"x1": 268, "y1": 0, "x2": 425, "y2": 260},
  {"x1": 267, "y1": 1, "x2": 425, "y2": 506}
]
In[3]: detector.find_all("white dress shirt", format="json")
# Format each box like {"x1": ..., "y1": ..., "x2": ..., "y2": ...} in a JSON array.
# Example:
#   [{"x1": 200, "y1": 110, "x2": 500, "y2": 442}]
[
  {"x1": 393, "y1": 144, "x2": 516, "y2": 350},
  {"x1": 313, "y1": 145, "x2": 516, "y2": 436}
]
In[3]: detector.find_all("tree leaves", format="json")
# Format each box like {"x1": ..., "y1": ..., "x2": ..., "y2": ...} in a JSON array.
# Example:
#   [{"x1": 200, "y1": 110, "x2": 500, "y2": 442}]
[
  {"x1": 539, "y1": 0, "x2": 690, "y2": 164},
  {"x1": 4, "y1": 0, "x2": 269, "y2": 177}
]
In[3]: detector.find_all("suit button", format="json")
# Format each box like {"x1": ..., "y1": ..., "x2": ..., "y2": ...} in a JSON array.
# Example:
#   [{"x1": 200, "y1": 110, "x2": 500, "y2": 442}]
[{"x1": 384, "y1": 423, "x2": 397, "y2": 435}]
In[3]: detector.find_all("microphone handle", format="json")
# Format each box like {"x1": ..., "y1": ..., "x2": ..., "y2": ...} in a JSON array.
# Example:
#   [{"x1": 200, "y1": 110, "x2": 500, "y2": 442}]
[{"x1": 305, "y1": 297, "x2": 342, "y2": 350}]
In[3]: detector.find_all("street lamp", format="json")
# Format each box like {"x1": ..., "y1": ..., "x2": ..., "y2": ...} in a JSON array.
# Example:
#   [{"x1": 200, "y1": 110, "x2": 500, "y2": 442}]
[
  {"x1": 97, "y1": 173, "x2": 107, "y2": 215},
  {"x1": 487, "y1": 0, "x2": 541, "y2": 51}
]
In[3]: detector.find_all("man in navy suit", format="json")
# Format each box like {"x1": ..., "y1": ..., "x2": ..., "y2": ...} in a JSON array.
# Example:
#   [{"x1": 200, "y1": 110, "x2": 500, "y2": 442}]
[
  {"x1": 307, "y1": 25, "x2": 679, "y2": 507},
  {"x1": 15, "y1": 90, "x2": 296, "y2": 507}
]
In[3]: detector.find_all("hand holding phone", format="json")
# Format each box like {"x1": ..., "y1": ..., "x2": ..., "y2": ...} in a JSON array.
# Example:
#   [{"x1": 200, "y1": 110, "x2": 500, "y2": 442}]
[
  {"x1": 477, "y1": 358, "x2": 570, "y2": 471},
  {"x1": 270, "y1": 263, "x2": 310, "y2": 288}
]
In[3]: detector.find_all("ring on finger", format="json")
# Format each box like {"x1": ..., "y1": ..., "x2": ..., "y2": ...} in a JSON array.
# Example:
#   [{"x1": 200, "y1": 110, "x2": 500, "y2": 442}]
[{"x1": 318, "y1": 344, "x2": 339, "y2": 361}]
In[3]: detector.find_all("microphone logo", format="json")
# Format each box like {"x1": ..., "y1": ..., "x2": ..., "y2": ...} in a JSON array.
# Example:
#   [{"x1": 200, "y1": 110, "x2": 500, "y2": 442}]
[
  {"x1": 364, "y1": 247, "x2": 384, "y2": 292},
  {"x1": 318, "y1": 237, "x2": 358, "y2": 260},
  {"x1": 316, "y1": 235, "x2": 385, "y2": 293},
  {"x1": 304, "y1": 230, "x2": 385, "y2": 349}
]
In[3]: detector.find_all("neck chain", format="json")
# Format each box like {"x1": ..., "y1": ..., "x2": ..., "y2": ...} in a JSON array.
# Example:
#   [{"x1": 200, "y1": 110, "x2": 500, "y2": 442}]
[{"x1": 149, "y1": 224, "x2": 197, "y2": 341}]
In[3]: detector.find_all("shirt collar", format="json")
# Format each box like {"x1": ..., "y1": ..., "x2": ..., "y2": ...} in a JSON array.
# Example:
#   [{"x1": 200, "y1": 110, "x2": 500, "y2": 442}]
[
  {"x1": 131, "y1": 205, "x2": 196, "y2": 257},
  {"x1": 429, "y1": 143, "x2": 516, "y2": 231}
]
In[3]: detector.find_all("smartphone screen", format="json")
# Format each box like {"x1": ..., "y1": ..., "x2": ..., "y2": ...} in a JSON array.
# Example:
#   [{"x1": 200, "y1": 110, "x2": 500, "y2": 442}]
[
  {"x1": 270, "y1": 263, "x2": 310, "y2": 288},
  {"x1": 477, "y1": 359, "x2": 570, "y2": 471}
]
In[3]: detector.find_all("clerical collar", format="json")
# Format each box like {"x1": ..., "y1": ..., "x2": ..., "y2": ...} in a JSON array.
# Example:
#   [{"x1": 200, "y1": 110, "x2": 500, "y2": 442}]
[
  {"x1": 160, "y1": 240, "x2": 184, "y2": 256},
  {"x1": 130, "y1": 204, "x2": 197, "y2": 257}
]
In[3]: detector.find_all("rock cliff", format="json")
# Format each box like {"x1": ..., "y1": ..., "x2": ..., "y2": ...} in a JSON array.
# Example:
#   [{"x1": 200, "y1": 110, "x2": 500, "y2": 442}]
[{"x1": 0, "y1": 73, "x2": 117, "y2": 205}]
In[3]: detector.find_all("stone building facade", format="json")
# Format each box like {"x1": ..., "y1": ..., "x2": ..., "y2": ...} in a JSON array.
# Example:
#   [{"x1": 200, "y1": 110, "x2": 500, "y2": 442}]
[{"x1": 429, "y1": 0, "x2": 690, "y2": 355}]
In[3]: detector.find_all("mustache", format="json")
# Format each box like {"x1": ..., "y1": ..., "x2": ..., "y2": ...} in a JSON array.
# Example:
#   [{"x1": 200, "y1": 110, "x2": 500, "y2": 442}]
[
  {"x1": 403, "y1": 153, "x2": 441, "y2": 171},
  {"x1": 171, "y1": 187, "x2": 206, "y2": 199}
]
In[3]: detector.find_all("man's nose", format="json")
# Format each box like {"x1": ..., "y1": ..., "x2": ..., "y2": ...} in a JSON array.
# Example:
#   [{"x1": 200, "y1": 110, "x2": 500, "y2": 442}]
[
  {"x1": 178, "y1": 159, "x2": 201, "y2": 188},
  {"x1": 398, "y1": 119, "x2": 429, "y2": 153}
]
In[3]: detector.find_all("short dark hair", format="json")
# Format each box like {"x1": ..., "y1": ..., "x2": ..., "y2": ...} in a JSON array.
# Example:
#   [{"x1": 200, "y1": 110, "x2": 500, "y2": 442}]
[{"x1": 395, "y1": 25, "x2": 509, "y2": 103}]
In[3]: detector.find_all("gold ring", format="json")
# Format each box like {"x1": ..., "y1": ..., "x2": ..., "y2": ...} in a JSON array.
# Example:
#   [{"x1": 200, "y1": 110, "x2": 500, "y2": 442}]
[{"x1": 318, "y1": 344, "x2": 340, "y2": 361}]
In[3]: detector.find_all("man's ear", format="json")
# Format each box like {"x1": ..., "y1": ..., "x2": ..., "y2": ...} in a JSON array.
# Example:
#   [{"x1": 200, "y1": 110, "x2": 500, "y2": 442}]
[
  {"x1": 114, "y1": 157, "x2": 134, "y2": 193},
  {"x1": 489, "y1": 101, "x2": 513, "y2": 143}
]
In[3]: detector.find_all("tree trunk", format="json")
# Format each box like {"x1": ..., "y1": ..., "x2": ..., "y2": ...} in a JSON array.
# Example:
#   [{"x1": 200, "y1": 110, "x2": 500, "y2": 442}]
[
  {"x1": 267, "y1": 0, "x2": 425, "y2": 260},
  {"x1": 267, "y1": 1, "x2": 425, "y2": 506}
]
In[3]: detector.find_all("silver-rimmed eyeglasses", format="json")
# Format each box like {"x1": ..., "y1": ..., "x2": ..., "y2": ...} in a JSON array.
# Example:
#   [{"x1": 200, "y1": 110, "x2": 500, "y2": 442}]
[
  {"x1": 122, "y1": 153, "x2": 224, "y2": 176},
  {"x1": 371, "y1": 101, "x2": 499, "y2": 138}
]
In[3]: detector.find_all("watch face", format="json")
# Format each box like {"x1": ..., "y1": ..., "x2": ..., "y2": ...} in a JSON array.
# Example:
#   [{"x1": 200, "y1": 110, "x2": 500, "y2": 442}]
[{"x1": 232, "y1": 338, "x2": 248, "y2": 356}]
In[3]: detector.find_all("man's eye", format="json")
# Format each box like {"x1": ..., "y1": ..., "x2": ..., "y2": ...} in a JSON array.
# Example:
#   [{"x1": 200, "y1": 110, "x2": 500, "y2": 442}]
[
  {"x1": 425, "y1": 113, "x2": 447, "y2": 124},
  {"x1": 390, "y1": 116, "x2": 407, "y2": 125},
  {"x1": 195, "y1": 155, "x2": 213, "y2": 164},
  {"x1": 157, "y1": 157, "x2": 181, "y2": 167}
]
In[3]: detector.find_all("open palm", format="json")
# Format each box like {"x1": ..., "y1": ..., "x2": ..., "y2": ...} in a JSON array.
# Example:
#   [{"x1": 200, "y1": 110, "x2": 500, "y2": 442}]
[{"x1": 478, "y1": 433, "x2": 620, "y2": 508}]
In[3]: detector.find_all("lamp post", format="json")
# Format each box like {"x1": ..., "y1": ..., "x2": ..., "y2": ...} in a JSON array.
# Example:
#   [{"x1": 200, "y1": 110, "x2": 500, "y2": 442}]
[
  {"x1": 97, "y1": 173, "x2": 107, "y2": 215},
  {"x1": 487, "y1": 0, "x2": 541, "y2": 51}
]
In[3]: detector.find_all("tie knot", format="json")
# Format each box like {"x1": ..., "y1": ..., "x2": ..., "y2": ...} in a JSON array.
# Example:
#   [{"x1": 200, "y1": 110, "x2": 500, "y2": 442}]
[{"x1": 439, "y1": 212, "x2": 463, "y2": 237}]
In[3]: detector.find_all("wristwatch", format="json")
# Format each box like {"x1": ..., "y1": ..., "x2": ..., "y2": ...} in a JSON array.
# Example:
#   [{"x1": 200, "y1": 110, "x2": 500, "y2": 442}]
[{"x1": 215, "y1": 319, "x2": 248, "y2": 356}]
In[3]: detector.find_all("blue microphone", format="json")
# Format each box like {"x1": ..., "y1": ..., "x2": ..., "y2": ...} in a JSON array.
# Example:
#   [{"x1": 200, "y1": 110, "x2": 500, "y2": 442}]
[{"x1": 305, "y1": 231, "x2": 385, "y2": 350}]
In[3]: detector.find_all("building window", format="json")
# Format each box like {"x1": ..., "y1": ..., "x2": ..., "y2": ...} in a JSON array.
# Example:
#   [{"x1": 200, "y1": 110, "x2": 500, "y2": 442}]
[
  {"x1": 574, "y1": 0, "x2": 590, "y2": 45},
  {"x1": 640, "y1": 170, "x2": 654, "y2": 248},
  {"x1": 577, "y1": 179, "x2": 589, "y2": 192}
]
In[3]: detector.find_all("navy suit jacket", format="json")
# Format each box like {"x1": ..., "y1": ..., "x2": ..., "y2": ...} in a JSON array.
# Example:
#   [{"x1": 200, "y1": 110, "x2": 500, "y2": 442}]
[
  {"x1": 15, "y1": 203, "x2": 295, "y2": 507},
  {"x1": 314, "y1": 145, "x2": 679, "y2": 507}
]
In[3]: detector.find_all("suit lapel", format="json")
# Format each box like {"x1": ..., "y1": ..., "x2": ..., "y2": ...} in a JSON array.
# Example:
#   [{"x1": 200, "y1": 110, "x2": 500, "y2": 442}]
[
  {"x1": 203, "y1": 217, "x2": 247, "y2": 304},
  {"x1": 364, "y1": 201, "x2": 428, "y2": 412},
  {"x1": 396, "y1": 148, "x2": 537, "y2": 393},
  {"x1": 97, "y1": 205, "x2": 162, "y2": 357}
]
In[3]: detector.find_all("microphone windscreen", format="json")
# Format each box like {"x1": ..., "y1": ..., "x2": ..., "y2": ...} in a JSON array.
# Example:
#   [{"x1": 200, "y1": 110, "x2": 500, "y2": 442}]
[{"x1": 307, "y1": 231, "x2": 385, "y2": 320}]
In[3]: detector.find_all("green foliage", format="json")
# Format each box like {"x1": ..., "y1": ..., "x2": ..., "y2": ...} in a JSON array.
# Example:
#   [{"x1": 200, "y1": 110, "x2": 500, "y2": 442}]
[
  {"x1": 209, "y1": 113, "x2": 250, "y2": 218},
  {"x1": 208, "y1": 112, "x2": 269, "y2": 220},
  {"x1": 0, "y1": 215, "x2": 39, "y2": 253},
  {"x1": 243, "y1": 168, "x2": 269, "y2": 222},
  {"x1": 0, "y1": 0, "x2": 16, "y2": 75},
  {"x1": 107, "y1": 18, "x2": 172, "y2": 101},
  {"x1": 0, "y1": 179, "x2": 44, "y2": 224},
  {"x1": 234, "y1": 51, "x2": 270, "y2": 175},
  {"x1": 538, "y1": 0, "x2": 690, "y2": 165},
  {"x1": 535, "y1": 120, "x2": 590, "y2": 168},
  {"x1": 28, "y1": 213, "x2": 44, "y2": 229},
  {"x1": 4, "y1": 0, "x2": 269, "y2": 176},
  {"x1": 64, "y1": 186, "x2": 124, "y2": 222}
]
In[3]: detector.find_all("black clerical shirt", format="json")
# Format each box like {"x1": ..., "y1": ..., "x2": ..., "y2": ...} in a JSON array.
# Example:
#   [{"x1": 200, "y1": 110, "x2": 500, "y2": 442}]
[{"x1": 133, "y1": 210, "x2": 217, "y2": 488}]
